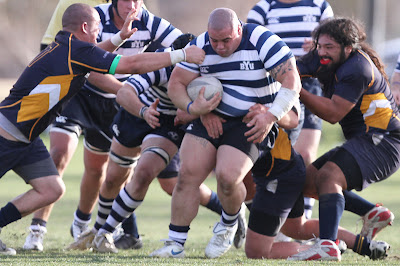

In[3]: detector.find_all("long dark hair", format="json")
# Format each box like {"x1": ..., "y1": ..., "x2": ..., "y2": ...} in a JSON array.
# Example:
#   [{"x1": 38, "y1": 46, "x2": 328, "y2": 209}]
[{"x1": 312, "y1": 17, "x2": 388, "y2": 83}]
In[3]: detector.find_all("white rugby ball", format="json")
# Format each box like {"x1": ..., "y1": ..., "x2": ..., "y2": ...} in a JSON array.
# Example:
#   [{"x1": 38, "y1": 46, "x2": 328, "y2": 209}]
[{"x1": 187, "y1": 76, "x2": 223, "y2": 101}]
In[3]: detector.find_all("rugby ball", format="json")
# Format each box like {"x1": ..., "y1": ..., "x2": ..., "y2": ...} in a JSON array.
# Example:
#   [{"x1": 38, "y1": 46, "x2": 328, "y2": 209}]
[{"x1": 187, "y1": 76, "x2": 223, "y2": 101}]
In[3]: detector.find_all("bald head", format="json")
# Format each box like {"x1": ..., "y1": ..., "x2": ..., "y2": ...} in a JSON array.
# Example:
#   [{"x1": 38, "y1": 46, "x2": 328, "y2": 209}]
[
  {"x1": 208, "y1": 8, "x2": 239, "y2": 32},
  {"x1": 62, "y1": 3, "x2": 98, "y2": 32}
]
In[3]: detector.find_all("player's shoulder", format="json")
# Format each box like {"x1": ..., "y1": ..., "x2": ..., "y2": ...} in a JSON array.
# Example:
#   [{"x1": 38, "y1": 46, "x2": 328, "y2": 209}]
[{"x1": 337, "y1": 50, "x2": 373, "y2": 79}]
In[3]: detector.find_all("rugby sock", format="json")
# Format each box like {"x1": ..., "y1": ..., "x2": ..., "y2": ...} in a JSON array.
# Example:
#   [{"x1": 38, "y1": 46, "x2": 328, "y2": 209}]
[
  {"x1": 220, "y1": 208, "x2": 240, "y2": 226},
  {"x1": 168, "y1": 224, "x2": 190, "y2": 246},
  {"x1": 102, "y1": 187, "x2": 142, "y2": 234},
  {"x1": 352, "y1": 234, "x2": 372, "y2": 257},
  {"x1": 74, "y1": 208, "x2": 91, "y2": 227},
  {"x1": 303, "y1": 197, "x2": 315, "y2": 219},
  {"x1": 319, "y1": 193, "x2": 345, "y2": 241},
  {"x1": 0, "y1": 202, "x2": 21, "y2": 228},
  {"x1": 205, "y1": 191, "x2": 222, "y2": 215},
  {"x1": 31, "y1": 218, "x2": 47, "y2": 227},
  {"x1": 343, "y1": 190, "x2": 375, "y2": 216},
  {"x1": 121, "y1": 213, "x2": 140, "y2": 239},
  {"x1": 94, "y1": 194, "x2": 113, "y2": 231}
]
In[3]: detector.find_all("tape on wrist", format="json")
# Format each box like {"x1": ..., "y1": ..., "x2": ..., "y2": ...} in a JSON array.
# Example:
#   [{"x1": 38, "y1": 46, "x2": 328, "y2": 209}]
[
  {"x1": 186, "y1": 101, "x2": 193, "y2": 114},
  {"x1": 110, "y1": 31, "x2": 126, "y2": 47},
  {"x1": 139, "y1": 106, "x2": 148, "y2": 119},
  {"x1": 268, "y1": 87, "x2": 299, "y2": 120},
  {"x1": 170, "y1": 49, "x2": 186, "y2": 65}
]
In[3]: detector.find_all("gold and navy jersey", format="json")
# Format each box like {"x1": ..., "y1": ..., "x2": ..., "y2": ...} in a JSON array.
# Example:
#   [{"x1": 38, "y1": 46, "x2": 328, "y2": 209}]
[
  {"x1": 0, "y1": 31, "x2": 118, "y2": 142},
  {"x1": 252, "y1": 128, "x2": 298, "y2": 178},
  {"x1": 297, "y1": 50, "x2": 400, "y2": 139}
]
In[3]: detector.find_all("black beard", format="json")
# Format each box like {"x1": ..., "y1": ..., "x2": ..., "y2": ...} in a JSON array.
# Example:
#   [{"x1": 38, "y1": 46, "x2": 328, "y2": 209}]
[{"x1": 316, "y1": 48, "x2": 348, "y2": 97}]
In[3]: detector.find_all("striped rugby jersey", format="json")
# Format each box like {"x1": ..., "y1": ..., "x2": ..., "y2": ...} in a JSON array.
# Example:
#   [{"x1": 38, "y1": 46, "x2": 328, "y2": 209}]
[
  {"x1": 124, "y1": 48, "x2": 177, "y2": 115},
  {"x1": 86, "y1": 4, "x2": 182, "y2": 97},
  {"x1": 247, "y1": 0, "x2": 333, "y2": 56},
  {"x1": 177, "y1": 23, "x2": 293, "y2": 118}
]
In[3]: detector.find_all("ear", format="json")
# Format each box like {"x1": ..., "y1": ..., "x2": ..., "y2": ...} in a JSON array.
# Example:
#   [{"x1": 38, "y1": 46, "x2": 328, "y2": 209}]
[
  {"x1": 81, "y1": 22, "x2": 89, "y2": 34},
  {"x1": 344, "y1": 45, "x2": 353, "y2": 55},
  {"x1": 237, "y1": 23, "x2": 242, "y2": 36}
]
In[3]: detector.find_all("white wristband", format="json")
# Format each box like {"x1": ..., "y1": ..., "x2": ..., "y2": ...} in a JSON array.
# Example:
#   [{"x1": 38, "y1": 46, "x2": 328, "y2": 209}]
[
  {"x1": 170, "y1": 49, "x2": 186, "y2": 65},
  {"x1": 268, "y1": 87, "x2": 299, "y2": 120},
  {"x1": 110, "y1": 31, "x2": 126, "y2": 47}
]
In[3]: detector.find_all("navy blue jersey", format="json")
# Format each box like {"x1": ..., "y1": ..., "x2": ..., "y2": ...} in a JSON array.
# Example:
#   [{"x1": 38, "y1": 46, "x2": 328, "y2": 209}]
[
  {"x1": 0, "y1": 31, "x2": 118, "y2": 142},
  {"x1": 297, "y1": 50, "x2": 400, "y2": 139}
]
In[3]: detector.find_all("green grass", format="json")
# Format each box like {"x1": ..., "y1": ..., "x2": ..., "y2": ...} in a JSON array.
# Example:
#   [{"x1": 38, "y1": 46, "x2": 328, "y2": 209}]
[{"x1": 0, "y1": 122, "x2": 400, "y2": 265}]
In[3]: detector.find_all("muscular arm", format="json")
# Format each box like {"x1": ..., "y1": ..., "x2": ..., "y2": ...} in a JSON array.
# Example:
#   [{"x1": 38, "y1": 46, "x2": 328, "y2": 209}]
[
  {"x1": 300, "y1": 88, "x2": 355, "y2": 124},
  {"x1": 115, "y1": 45, "x2": 205, "y2": 75},
  {"x1": 168, "y1": 67, "x2": 199, "y2": 111},
  {"x1": 116, "y1": 83, "x2": 144, "y2": 117}
]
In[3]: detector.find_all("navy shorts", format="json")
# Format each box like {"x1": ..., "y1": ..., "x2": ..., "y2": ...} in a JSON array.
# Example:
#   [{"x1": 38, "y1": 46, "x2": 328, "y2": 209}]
[
  {"x1": 313, "y1": 132, "x2": 400, "y2": 191},
  {"x1": 158, "y1": 153, "x2": 180, "y2": 179},
  {"x1": 112, "y1": 108, "x2": 184, "y2": 148},
  {"x1": 286, "y1": 77, "x2": 322, "y2": 144},
  {"x1": 52, "y1": 88, "x2": 119, "y2": 152},
  {"x1": 0, "y1": 136, "x2": 59, "y2": 182},
  {"x1": 251, "y1": 151, "x2": 306, "y2": 218},
  {"x1": 185, "y1": 117, "x2": 259, "y2": 163}
]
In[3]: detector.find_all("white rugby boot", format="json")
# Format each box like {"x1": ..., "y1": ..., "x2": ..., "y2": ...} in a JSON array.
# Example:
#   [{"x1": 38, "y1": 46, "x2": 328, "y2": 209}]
[
  {"x1": 205, "y1": 222, "x2": 237, "y2": 258},
  {"x1": 92, "y1": 230, "x2": 118, "y2": 253},
  {"x1": 149, "y1": 239, "x2": 185, "y2": 258},
  {"x1": 23, "y1": 224, "x2": 47, "y2": 251},
  {"x1": 67, "y1": 227, "x2": 96, "y2": 250},
  {"x1": 369, "y1": 240, "x2": 390, "y2": 260},
  {"x1": 361, "y1": 204, "x2": 394, "y2": 239},
  {"x1": 287, "y1": 239, "x2": 341, "y2": 261}
]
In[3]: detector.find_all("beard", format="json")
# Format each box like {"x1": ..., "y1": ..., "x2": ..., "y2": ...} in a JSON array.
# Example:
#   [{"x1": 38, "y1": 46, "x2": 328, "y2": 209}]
[{"x1": 316, "y1": 48, "x2": 347, "y2": 97}]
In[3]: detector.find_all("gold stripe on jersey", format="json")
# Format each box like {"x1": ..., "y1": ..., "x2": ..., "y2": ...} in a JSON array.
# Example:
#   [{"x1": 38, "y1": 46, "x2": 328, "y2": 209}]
[
  {"x1": 17, "y1": 74, "x2": 74, "y2": 123},
  {"x1": 360, "y1": 93, "x2": 393, "y2": 130},
  {"x1": 270, "y1": 129, "x2": 292, "y2": 161},
  {"x1": 265, "y1": 128, "x2": 292, "y2": 177},
  {"x1": 71, "y1": 60, "x2": 110, "y2": 73}
]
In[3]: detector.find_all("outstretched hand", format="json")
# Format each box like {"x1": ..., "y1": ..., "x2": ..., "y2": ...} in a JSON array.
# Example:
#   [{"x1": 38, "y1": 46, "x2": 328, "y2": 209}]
[
  {"x1": 120, "y1": 8, "x2": 139, "y2": 40},
  {"x1": 143, "y1": 99, "x2": 161, "y2": 129}
]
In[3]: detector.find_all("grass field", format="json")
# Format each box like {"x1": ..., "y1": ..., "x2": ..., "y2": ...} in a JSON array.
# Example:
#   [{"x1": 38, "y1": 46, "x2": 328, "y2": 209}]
[{"x1": 0, "y1": 122, "x2": 400, "y2": 265}]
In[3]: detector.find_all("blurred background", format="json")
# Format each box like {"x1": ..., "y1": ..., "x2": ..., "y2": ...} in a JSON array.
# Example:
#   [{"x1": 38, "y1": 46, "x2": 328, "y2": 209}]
[{"x1": 0, "y1": 0, "x2": 399, "y2": 81}]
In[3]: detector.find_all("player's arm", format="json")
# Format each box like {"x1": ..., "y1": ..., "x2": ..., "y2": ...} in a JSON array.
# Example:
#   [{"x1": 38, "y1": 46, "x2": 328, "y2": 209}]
[
  {"x1": 300, "y1": 89, "x2": 354, "y2": 124},
  {"x1": 390, "y1": 71, "x2": 400, "y2": 105},
  {"x1": 116, "y1": 80, "x2": 161, "y2": 129},
  {"x1": 87, "y1": 72, "x2": 123, "y2": 95},
  {"x1": 243, "y1": 104, "x2": 299, "y2": 130},
  {"x1": 96, "y1": 8, "x2": 138, "y2": 52},
  {"x1": 115, "y1": 45, "x2": 205, "y2": 75}
]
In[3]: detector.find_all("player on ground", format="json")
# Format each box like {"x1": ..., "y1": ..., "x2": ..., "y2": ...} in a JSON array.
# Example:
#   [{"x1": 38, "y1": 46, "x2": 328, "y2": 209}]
[{"x1": 247, "y1": 0, "x2": 333, "y2": 222}]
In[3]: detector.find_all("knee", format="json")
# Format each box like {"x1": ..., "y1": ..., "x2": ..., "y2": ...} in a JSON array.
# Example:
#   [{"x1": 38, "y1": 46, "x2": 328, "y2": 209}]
[
  {"x1": 215, "y1": 169, "x2": 237, "y2": 193},
  {"x1": 46, "y1": 177, "x2": 66, "y2": 204},
  {"x1": 132, "y1": 167, "x2": 154, "y2": 190}
]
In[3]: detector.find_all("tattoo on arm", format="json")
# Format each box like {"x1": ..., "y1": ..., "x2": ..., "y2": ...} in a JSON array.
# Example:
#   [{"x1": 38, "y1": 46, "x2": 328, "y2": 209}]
[{"x1": 270, "y1": 59, "x2": 294, "y2": 80}]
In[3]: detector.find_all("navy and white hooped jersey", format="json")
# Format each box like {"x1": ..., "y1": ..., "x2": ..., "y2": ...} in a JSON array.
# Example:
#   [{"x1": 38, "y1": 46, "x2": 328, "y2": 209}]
[
  {"x1": 297, "y1": 50, "x2": 400, "y2": 139},
  {"x1": 125, "y1": 48, "x2": 176, "y2": 115},
  {"x1": 247, "y1": 0, "x2": 333, "y2": 57},
  {"x1": 178, "y1": 23, "x2": 293, "y2": 118},
  {"x1": 0, "y1": 31, "x2": 118, "y2": 143},
  {"x1": 86, "y1": 4, "x2": 182, "y2": 97},
  {"x1": 395, "y1": 54, "x2": 400, "y2": 73}
]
